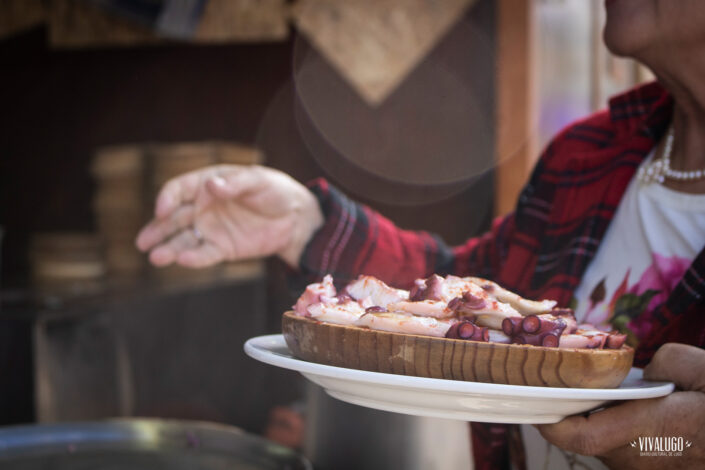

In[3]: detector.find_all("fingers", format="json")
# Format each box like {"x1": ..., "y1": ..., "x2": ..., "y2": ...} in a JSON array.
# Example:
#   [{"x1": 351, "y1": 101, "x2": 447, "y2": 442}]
[
  {"x1": 644, "y1": 343, "x2": 705, "y2": 392},
  {"x1": 155, "y1": 171, "x2": 204, "y2": 219},
  {"x1": 204, "y1": 168, "x2": 261, "y2": 201},
  {"x1": 136, "y1": 204, "x2": 195, "y2": 251},
  {"x1": 540, "y1": 392, "x2": 705, "y2": 468},
  {"x1": 177, "y1": 242, "x2": 225, "y2": 268},
  {"x1": 536, "y1": 397, "x2": 665, "y2": 456},
  {"x1": 148, "y1": 229, "x2": 203, "y2": 267},
  {"x1": 206, "y1": 175, "x2": 237, "y2": 199},
  {"x1": 153, "y1": 165, "x2": 259, "y2": 218},
  {"x1": 539, "y1": 345, "x2": 705, "y2": 458}
]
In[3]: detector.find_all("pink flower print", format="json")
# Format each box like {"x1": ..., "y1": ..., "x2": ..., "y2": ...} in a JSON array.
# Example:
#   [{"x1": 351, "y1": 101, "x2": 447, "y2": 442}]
[
  {"x1": 584, "y1": 270, "x2": 629, "y2": 326},
  {"x1": 625, "y1": 254, "x2": 691, "y2": 342},
  {"x1": 627, "y1": 254, "x2": 691, "y2": 311}
]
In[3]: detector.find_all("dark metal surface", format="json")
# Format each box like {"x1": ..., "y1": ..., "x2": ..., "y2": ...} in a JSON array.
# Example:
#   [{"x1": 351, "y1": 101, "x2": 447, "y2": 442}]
[{"x1": 0, "y1": 419, "x2": 311, "y2": 470}]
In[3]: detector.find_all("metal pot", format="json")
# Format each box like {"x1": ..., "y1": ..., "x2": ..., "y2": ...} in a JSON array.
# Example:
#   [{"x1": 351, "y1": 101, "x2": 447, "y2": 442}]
[{"x1": 0, "y1": 418, "x2": 311, "y2": 470}]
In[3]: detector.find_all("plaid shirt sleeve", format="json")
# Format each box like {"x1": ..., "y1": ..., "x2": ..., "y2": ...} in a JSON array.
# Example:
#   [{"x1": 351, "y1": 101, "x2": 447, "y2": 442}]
[{"x1": 298, "y1": 178, "x2": 516, "y2": 289}]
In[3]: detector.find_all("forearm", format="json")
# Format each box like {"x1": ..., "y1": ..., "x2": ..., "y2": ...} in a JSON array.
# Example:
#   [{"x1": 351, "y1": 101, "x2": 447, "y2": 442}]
[
  {"x1": 277, "y1": 182, "x2": 325, "y2": 268},
  {"x1": 299, "y1": 179, "x2": 513, "y2": 288}
]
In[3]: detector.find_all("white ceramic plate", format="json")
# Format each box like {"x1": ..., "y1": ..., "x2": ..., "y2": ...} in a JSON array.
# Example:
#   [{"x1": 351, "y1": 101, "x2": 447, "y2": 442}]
[{"x1": 244, "y1": 334, "x2": 674, "y2": 424}]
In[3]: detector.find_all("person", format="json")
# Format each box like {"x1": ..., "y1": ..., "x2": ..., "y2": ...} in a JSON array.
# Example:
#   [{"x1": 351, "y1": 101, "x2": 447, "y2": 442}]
[{"x1": 136, "y1": 1, "x2": 705, "y2": 469}]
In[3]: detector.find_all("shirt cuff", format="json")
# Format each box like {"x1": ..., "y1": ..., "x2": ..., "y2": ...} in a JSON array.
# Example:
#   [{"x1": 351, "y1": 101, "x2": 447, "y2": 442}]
[{"x1": 297, "y1": 177, "x2": 358, "y2": 284}]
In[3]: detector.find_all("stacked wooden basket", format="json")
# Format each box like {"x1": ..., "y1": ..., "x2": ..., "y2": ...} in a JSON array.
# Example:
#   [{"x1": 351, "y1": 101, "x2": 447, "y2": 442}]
[
  {"x1": 29, "y1": 232, "x2": 105, "y2": 294},
  {"x1": 91, "y1": 146, "x2": 146, "y2": 278}
]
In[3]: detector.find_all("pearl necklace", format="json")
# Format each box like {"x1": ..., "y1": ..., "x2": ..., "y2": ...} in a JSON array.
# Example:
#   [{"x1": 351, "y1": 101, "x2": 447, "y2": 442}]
[{"x1": 637, "y1": 127, "x2": 705, "y2": 184}]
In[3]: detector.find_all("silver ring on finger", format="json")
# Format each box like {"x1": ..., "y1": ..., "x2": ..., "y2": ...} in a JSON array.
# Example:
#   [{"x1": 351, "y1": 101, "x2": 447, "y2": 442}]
[{"x1": 191, "y1": 226, "x2": 204, "y2": 244}]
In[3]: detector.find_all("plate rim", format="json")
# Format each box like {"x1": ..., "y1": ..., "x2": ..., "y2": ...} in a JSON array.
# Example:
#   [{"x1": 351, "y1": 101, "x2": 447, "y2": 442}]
[{"x1": 244, "y1": 334, "x2": 674, "y2": 400}]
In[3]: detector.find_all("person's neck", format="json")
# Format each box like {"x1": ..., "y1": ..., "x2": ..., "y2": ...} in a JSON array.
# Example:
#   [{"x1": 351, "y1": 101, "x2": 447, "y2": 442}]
[{"x1": 644, "y1": 53, "x2": 705, "y2": 193}]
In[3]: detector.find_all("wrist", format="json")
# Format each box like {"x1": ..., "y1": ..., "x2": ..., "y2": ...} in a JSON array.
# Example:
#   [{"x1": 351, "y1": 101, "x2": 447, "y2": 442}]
[{"x1": 278, "y1": 189, "x2": 324, "y2": 268}]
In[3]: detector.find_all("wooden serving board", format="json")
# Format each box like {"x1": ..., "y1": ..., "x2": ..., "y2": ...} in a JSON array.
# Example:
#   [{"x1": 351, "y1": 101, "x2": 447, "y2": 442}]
[{"x1": 282, "y1": 312, "x2": 634, "y2": 389}]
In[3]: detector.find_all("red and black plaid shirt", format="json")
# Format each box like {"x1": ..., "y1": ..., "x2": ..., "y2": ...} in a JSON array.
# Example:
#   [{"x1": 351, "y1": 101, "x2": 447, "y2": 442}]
[{"x1": 299, "y1": 81, "x2": 705, "y2": 469}]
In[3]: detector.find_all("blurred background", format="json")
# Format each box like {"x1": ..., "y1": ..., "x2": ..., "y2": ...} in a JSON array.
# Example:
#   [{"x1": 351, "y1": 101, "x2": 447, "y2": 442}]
[{"x1": 0, "y1": 0, "x2": 651, "y2": 469}]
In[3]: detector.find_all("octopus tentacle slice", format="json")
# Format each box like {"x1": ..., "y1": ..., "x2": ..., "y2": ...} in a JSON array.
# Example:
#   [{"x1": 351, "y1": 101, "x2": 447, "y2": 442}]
[
  {"x1": 521, "y1": 314, "x2": 568, "y2": 335},
  {"x1": 392, "y1": 274, "x2": 519, "y2": 321},
  {"x1": 551, "y1": 309, "x2": 578, "y2": 334},
  {"x1": 307, "y1": 301, "x2": 366, "y2": 326},
  {"x1": 293, "y1": 274, "x2": 336, "y2": 316},
  {"x1": 559, "y1": 334, "x2": 590, "y2": 349},
  {"x1": 444, "y1": 282, "x2": 519, "y2": 325},
  {"x1": 606, "y1": 333, "x2": 627, "y2": 349},
  {"x1": 475, "y1": 313, "x2": 510, "y2": 330},
  {"x1": 409, "y1": 274, "x2": 445, "y2": 301},
  {"x1": 501, "y1": 317, "x2": 523, "y2": 337},
  {"x1": 416, "y1": 274, "x2": 517, "y2": 315},
  {"x1": 445, "y1": 320, "x2": 489, "y2": 342},
  {"x1": 488, "y1": 329, "x2": 512, "y2": 344},
  {"x1": 559, "y1": 330, "x2": 626, "y2": 349},
  {"x1": 355, "y1": 312, "x2": 452, "y2": 338},
  {"x1": 386, "y1": 300, "x2": 455, "y2": 319},
  {"x1": 465, "y1": 277, "x2": 556, "y2": 315},
  {"x1": 499, "y1": 314, "x2": 568, "y2": 346},
  {"x1": 346, "y1": 275, "x2": 408, "y2": 307}
]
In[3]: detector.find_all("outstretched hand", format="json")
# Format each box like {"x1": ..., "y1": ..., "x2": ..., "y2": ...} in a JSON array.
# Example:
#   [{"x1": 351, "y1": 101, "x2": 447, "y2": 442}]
[
  {"x1": 136, "y1": 165, "x2": 323, "y2": 268},
  {"x1": 537, "y1": 343, "x2": 705, "y2": 469}
]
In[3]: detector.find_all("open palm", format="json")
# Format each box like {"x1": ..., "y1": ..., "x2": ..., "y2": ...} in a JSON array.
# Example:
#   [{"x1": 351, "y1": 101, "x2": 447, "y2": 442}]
[{"x1": 136, "y1": 165, "x2": 323, "y2": 268}]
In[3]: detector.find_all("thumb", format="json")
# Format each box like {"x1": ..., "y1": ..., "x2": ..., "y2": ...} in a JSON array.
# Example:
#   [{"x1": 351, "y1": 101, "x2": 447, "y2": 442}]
[{"x1": 643, "y1": 342, "x2": 705, "y2": 392}]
